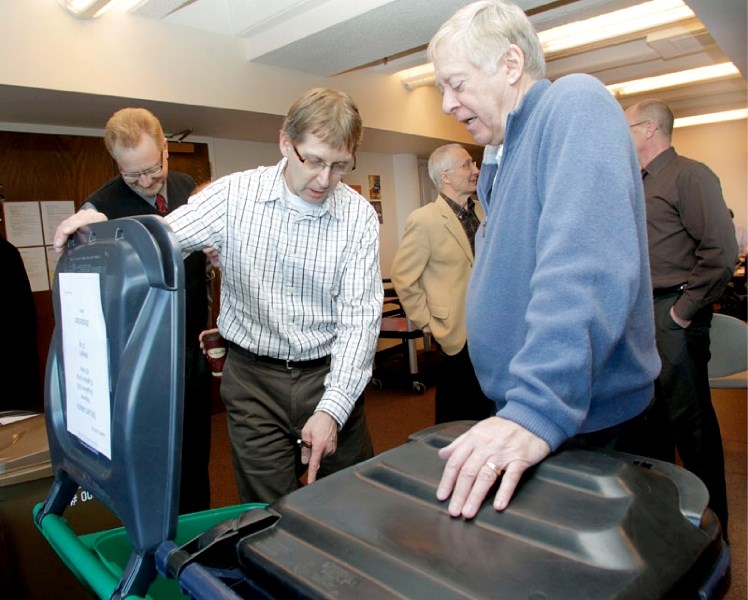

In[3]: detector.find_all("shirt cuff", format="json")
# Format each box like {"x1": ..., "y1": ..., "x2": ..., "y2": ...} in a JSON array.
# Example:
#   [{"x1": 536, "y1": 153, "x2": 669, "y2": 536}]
[{"x1": 316, "y1": 390, "x2": 355, "y2": 429}]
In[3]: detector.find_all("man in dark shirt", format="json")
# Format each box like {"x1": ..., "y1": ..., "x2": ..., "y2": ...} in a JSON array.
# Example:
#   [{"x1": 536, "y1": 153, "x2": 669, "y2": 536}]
[
  {"x1": 626, "y1": 99, "x2": 738, "y2": 537},
  {"x1": 80, "y1": 108, "x2": 213, "y2": 514},
  {"x1": 391, "y1": 144, "x2": 493, "y2": 423}
]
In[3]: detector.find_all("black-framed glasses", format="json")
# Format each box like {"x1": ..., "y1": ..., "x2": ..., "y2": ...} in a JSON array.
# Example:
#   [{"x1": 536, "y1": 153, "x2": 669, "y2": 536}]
[
  {"x1": 120, "y1": 154, "x2": 164, "y2": 182},
  {"x1": 292, "y1": 144, "x2": 356, "y2": 176},
  {"x1": 628, "y1": 120, "x2": 650, "y2": 128}
]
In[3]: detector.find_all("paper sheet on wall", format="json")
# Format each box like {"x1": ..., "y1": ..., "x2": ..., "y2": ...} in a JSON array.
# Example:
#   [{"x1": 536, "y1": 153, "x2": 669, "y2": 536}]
[
  {"x1": 3, "y1": 201, "x2": 44, "y2": 247},
  {"x1": 46, "y1": 247, "x2": 61, "y2": 288},
  {"x1": 18, "y1": 246, "x2": 51, "y2": 292},
  {"x1": 40, "y1": 200, "x2": 76, "y2": 246},
  {"x1": 59, "y1": 272, "x2": 112, "y2": 459}
]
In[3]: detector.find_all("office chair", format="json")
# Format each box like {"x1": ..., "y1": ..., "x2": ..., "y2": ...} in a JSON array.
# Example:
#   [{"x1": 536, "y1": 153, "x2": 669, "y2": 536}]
[{"x1": 708, "y1": 313, "x2": 748, "y2": 388}]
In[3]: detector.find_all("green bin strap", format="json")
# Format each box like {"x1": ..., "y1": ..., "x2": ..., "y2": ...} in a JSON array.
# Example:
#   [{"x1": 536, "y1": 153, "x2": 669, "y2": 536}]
[{"x1": 33, "y1": 502, "x2": 146, "y2": 600}]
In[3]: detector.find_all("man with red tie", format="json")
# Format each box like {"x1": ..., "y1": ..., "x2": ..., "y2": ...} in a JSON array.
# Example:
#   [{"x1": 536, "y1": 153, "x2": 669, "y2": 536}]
[{"x1": 79, "y1": 108, "x2": 213, "y2": 514}]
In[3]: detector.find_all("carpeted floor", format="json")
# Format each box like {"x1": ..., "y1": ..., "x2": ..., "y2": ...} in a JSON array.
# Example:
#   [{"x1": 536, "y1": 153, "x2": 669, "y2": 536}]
[
  {"x1": 714, "y1": 387, "x2": 747, "y2": 600},
  {"x1": 209, "y1": 382, "x2": 746, "y2": 598}
]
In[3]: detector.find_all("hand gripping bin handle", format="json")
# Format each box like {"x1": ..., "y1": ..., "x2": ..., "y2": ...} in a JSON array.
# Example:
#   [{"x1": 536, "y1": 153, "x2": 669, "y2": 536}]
[{"x1": 34, "y1": 216, "x2": 185, "y2": 600}]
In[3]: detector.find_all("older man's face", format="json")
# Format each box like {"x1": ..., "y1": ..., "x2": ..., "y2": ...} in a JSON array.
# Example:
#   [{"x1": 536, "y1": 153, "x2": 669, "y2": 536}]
[
  {"x1": 442, "y1": 149, "x2": 479, "y2": 196},
  {"x1": 433, "y1": 42, "x2": 514, "y2": 147}
]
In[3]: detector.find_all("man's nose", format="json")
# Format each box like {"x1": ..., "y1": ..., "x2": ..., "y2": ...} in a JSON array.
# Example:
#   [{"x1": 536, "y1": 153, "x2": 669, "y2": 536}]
[
  {"x1": 442, "y1": 89, "x2": 459, "y2": 115},
  {"x1": 316, "y1": 166, "x2": 333, "y2": 187}
]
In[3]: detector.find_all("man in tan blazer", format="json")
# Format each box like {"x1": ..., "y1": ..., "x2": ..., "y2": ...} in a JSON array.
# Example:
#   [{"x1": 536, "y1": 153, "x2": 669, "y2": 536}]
[{"x1": 391, "y1": 144, "x2": 493, "y2": 423}]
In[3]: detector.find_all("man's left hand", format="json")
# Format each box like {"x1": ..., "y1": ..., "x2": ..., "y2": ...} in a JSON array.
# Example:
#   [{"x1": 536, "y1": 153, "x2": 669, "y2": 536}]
[
  {"x1": 53, "y1": 209, "x2": 108, "y2": 252},
  {"x1": 436, "y1": 416, "x2": 550, "y2": 519},
  {"x1": 670, "y1": 305, "x2": 691, "y2": 328}
]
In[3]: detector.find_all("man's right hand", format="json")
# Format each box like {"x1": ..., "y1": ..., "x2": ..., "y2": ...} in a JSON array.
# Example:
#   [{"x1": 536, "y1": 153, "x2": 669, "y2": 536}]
[
  {"x1": 53, "y1": 209, "x2": 108, "y2": 253},
  {"x1": 198, "y1": 328, "x2": 220, "y2": 355},
  {"x1": 299, "y1": 411, "x2": 339, "y2": 485}
]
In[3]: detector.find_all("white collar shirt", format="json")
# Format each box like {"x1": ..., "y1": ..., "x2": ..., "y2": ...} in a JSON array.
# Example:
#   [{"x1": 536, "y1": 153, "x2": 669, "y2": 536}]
[{"x1": 165, "y1": 159, "x2": 383, "y2": 425}]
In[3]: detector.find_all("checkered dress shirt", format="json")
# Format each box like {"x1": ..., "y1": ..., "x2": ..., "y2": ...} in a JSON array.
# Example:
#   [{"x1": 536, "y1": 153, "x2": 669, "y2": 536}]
[{"x1": 166, "y1": 159, "x2": 383, "y2": 425}]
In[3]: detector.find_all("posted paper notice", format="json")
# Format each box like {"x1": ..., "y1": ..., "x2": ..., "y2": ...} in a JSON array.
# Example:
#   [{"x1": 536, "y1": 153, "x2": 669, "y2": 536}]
[{"x1": 59, "y1": 273, "x2": 112, "y2": 459}]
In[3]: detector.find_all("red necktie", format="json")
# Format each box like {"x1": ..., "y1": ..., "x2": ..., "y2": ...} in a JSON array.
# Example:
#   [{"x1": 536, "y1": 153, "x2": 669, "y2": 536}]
[{"x1": 155, "y1": 193, "x2": 168, "y2": 214}]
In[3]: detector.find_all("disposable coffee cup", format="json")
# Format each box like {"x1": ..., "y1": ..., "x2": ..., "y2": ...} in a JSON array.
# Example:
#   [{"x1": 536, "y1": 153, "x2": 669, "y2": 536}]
[{"x1": 202, "y1": 331, "x2": 227, "y2": 377}]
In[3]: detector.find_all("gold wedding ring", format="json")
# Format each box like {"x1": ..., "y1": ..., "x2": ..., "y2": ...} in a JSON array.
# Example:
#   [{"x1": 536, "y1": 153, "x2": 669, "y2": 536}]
[{"x1": 485, "y1": 460, "x2": 501, "y2": 476}]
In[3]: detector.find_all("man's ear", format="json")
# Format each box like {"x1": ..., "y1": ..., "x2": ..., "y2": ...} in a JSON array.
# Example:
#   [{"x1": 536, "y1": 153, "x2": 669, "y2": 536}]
[
  {"x1": 645, "y1": 122, "x2": 658, "y2": 139},
  {"x1": 278, "y1": 131, "x2": 290, "y2": 158},
  {"x1": 503, "y1": 44, "x2": 525, "y2": 85}
]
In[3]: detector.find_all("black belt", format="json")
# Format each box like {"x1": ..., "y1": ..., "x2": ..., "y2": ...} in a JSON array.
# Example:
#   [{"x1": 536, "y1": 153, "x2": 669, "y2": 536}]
[
  {"x1": 228, "y1": 341, "x2": 330, "y2": 370},
  {"x1": 653, "y1": 283, "x2": 687, "y2": 298}
]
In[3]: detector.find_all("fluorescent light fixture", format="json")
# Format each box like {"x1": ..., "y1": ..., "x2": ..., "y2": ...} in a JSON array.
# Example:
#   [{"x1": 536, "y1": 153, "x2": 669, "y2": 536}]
[
  {"x1": 674, "y1": 109, "x2": 748, "y2": 128},
  {"x1": 607, "y1": 62, "x2": 740, "y2": 96},
  {"x1": 58, "y1": 0, "x2": 146, "y2": 19},
  {"x1": 538, "y1": 0, "x2": 695, "y2": 55},
  {"x1": 58, "y1": 0, "x2": 116, "y2": 18},
  {"x1": 400, "y1": 63, "x2": 437, "y2": 91}
]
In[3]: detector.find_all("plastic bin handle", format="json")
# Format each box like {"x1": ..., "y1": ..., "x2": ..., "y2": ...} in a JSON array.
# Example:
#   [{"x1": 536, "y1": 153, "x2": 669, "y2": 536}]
[{"x1": 33, "y1": 503, "x2": 128, "y2": 599}]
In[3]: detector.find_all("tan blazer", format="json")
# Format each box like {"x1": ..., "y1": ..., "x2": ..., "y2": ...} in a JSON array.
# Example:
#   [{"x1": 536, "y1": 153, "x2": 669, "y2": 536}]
[{"x1": 390, "y1": 195, "x2": 484, "y2": 356}]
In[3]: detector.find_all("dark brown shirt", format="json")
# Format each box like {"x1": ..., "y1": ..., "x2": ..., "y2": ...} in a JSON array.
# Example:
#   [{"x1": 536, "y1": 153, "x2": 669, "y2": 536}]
[
  {"x1": 642, "y1": 146, "x2": 738, "y2": 320},
  {"x1": 442, "y1": 193, "x2": 481, "y2": 253}
]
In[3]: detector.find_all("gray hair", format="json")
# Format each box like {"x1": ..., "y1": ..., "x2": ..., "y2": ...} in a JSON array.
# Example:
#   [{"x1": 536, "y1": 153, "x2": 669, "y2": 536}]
[
  {"x1": 428, "y1": 143, "x2": 465, "y2": 189},
  {"x1": 428, "y1": 0, "x2": 545, "y2": 80},
  {"x1": 628, "y1": 99, "x2": 674, "y2": 138}
]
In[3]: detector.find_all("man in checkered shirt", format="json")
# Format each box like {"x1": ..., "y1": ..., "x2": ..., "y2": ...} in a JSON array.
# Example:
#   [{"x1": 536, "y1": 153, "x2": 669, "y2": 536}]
[{"x1": 55, "y1": 88, "x2": 384, "y2": 504}]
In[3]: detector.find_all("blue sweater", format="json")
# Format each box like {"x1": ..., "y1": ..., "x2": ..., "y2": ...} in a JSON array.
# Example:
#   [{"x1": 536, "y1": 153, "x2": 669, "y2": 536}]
[{"x1": 467, "y1": 75, "x2": 660, "y2": 451}]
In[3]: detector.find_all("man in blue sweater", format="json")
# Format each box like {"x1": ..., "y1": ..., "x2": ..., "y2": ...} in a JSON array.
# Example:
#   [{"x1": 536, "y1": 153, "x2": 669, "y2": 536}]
[{"x1": 428, "y1": 0, "x2": 660, "y2": 518}]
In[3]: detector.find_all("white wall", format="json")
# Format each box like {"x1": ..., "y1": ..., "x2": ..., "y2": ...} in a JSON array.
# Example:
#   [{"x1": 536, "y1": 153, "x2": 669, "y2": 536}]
[
  {"x1": 342, "y1": 152, "x2": 399, "y2": 278},
  {"x1": 0, "y1": 0, "x2": 474, "y2": 147},
  {"x1": 673, "y1": 120, "x2": 748, "y2": 229},
  {"x1": 211, "y1": 138, "x2": 279, "y2": 179}
]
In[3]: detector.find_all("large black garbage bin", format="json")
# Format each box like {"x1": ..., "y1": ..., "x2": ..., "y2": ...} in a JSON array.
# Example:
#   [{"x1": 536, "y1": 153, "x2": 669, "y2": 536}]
[{"x1": 0, "y1": 412, "x2": 120, "y2": 599}]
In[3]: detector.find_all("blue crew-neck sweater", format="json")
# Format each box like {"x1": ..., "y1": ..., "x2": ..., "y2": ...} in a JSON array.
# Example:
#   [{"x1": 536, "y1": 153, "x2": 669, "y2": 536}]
[{"x1": 468, "y1": 74, "x2": 660, "y2": 451}]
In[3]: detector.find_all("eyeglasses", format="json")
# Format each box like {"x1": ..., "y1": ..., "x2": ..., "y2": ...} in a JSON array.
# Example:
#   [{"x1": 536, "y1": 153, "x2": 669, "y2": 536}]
[
  {"x1": 446, "y1": 159, "x2": 478, "y2": 171},
  {"x1": 628, "y1": 120, "x2": 650, "y2": 128},
  {"x1": 120, "y1": 156, "x2": 164, "y2": 182},
  {"x1": 292, "y1": 144, "x2": 356, "y2": 176}
]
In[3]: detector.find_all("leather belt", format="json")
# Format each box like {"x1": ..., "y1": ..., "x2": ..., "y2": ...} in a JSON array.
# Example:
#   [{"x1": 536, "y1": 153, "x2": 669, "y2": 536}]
[
  {"x1": 228, "y1": 341, "x2": 330, "y2": 370},
  {"x1": 653, "y1": 283, "x2": 687, "y2": 298}
]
